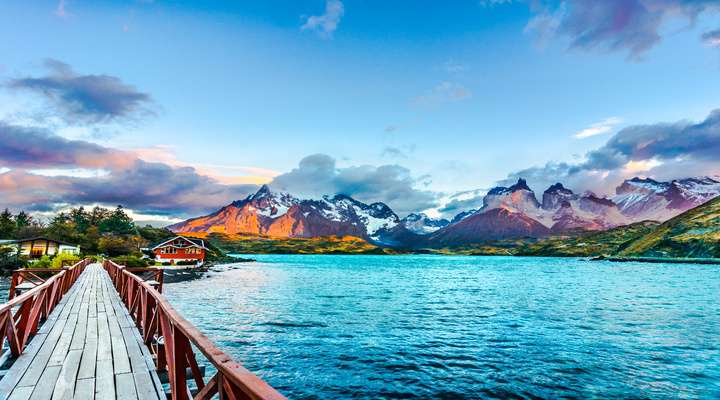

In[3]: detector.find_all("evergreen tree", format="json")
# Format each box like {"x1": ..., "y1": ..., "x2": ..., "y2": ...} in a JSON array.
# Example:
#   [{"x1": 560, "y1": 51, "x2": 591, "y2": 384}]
[
  {"x1": 99, "y1": 206, "x2": 135, "y2": 234},
  {"x1": 70, "y1": 207, "x2": 90, "y2": 233},
  {"x1": 14, "y1": 211, "x2": 31, "y2": 229},
  {"x1": 89, "y1": 206, "x2": 110, "y2": 226},
  {"x1": 47, "y1": 212, "x2": 77, "y2": 243},
  {"x1": 0, "y1": 209, "x2": 14, "y2": 239}
]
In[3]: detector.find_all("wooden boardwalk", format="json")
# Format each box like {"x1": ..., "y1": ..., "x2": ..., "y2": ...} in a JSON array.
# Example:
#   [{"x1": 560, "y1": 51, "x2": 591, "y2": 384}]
[{"x1": 0, "y1": 264, "x2": 164, "y2": 400}]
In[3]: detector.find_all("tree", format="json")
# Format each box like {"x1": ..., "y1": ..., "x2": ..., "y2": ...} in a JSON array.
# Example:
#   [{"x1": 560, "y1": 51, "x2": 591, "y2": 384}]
[
  {"x1": 14, "y1": 213, "x2": 44, "y2": 239},
  {"x1": 14, "y1": 211, "x2": 31, "y2": 229},
  {"x1": 89, "y1": 206, "x2": 111, "y2": 226},
  {"x1": 0, "y1": 209, "x2": 14, "y2": 239},
  {"x1": 47, "y1": 212, "x2": 79, "y2": 244},
  {"x1": 98, "y1": 236, "x2": 138, "y2": 257},
  {"x1": 70, "y1": 207, "x2": 91, "y2": 233},
  {"x1": 0, "y1": 246, "x2": 24, "y2": 273},
  {"x1": 137, "y1": 225, "x2": 175, "y2": 245},
  {"x1": 99, "y1": 206, "x2": 135, "y2": 235}
]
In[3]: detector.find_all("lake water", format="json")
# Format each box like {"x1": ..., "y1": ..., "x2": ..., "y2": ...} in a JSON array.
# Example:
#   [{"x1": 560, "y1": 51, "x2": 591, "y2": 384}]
[{"x1": 163, "y1": 255, "x2": 719, "y2": 399}]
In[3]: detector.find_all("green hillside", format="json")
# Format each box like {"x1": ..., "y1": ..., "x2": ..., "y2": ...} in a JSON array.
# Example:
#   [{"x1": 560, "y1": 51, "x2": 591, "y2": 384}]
[
  {"x1": 513, "y1": 221, "x2": 660, "y2": 257},
  {"x1": 191, "y1": 232, "x2": 392, "y2": 255},
  {"x1": 618, "y1": 197, "x2": 720, "y2": 258}
]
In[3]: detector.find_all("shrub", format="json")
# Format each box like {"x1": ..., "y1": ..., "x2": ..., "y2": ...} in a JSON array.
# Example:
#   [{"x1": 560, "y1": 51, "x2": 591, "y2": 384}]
[
  {"x1": 175, "y1": 260, "x2": 198, "y2": 266},
  {"x1": 32, "y1": 255, "x2": 52, "y2": 268},
  {"x1": 52, "y1": 253, "x2": 81, "y2": 269},
  {"x1": 98, "y1": 236, "x2": 138, "y2": 257},
  {"x1": 111, "y1": 255, "x2": 149, "y2": 268},
  {"x1": 0, "y1": 247, "x2": 25, "y2": 274}
]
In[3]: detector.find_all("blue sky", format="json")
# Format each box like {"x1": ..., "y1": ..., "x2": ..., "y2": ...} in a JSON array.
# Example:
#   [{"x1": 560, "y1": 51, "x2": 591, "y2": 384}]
[{"x1": 1, "y1": 0, "x2": 719, "y2": 221}]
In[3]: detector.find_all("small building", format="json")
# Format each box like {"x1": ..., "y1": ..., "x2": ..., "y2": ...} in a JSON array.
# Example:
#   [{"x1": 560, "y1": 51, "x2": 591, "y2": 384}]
[
  {"x1": 15, "y1": 237, "x2": 81, "y2": 258},
  {"x1": 152, "y1": 236, "x2": 207, "y2": 265}
]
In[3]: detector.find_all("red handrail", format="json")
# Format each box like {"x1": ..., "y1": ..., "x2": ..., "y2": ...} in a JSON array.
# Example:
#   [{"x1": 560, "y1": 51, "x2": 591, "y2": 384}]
[
  {"x1": 0, "y1": 259, "x2": 91, "y2": 357},
  {"x1": 103, "y1": 259, "x2": 285, "y2": 400}
]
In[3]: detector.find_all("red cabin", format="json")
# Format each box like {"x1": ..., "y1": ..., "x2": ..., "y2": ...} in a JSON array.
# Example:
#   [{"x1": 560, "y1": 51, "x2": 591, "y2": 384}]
[{"x1": 152, "y1": 236, "x2": 207, "y2": 265}]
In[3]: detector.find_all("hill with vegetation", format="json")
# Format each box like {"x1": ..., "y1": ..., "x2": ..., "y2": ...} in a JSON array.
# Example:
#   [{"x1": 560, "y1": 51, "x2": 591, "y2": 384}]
[
  {"x1": 515, "y1": 221, "x2": 661, "y2": 257},
  {"x1": 617, "y1": 196, "x2": 720, "y2": 258},
  {"x1": 186, "y1": 232, "x2": 391, "y2": 255},
  {"x1": 418, "y1": 221, "x2": 659, "y2": 257}
]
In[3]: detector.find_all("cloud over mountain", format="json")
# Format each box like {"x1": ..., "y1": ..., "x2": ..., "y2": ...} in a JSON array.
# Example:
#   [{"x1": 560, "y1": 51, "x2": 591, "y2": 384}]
[
  {"x1": 270, "y1": 154, "x2": 437, "y2": 215},
  {"x1": 502, "y1": 108, "x2": 720, "y2": 193}
]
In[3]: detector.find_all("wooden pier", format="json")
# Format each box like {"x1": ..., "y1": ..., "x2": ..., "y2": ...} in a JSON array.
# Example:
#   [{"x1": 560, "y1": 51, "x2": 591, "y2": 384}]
[{"x1": 0, "y1": 261, "x2": 285, "y2": 400}]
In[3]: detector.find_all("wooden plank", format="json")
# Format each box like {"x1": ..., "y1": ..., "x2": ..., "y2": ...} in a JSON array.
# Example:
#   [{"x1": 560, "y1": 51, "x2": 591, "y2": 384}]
[
  {"x1": 95, "y1": 311, "x2": 111, "y2": 362},
  {"x1": 69, "y1": 279, "x2": 90, "y2": 351},
  {"x1": 16, "y1": 277, "x2": 86, "y2": 388},
  {"x1": 107, "y1": 309, "x2": 131, "y2": 374},
  {"x1": 122, "y1": 328, "x2": 148, "y2": 373},
  {"x1": 124, "y1": 296, "x2": 165, "y2": 399},
  {"x1": 27, "y1": 365, "x2": 61, "y2": 400},
  {"x1": 6, "y1": 387, "x2": 32, "y2": 400},
  {"x1": 47, "y1": 312, "x2": 78, "y2": 366},
  {"x1": 50, "y1": 349, "x2": 82, "y2": 400},
  {"x1": 36, "y1": 282, "x2": 77, "y2": 336},
  {"x1": 133, "y1": 371, "x2": 160, "y2": 400},
  {"x1": 122, "y1": 327, "x2": 161, "y2": 400},
  {"x1": 94, "y1": 359, "x2": 114, "y2": 400},
  {"x1": 116, "y1": 373, "x2": 138, "y2": 400},
  {"x1": 76, "y1": 316, "x2": 97, "y2": 380},
  {"x1": 0, "y1": 333, "x2": 48, "y2": 397},
  {"x1": 71, "y1": 379, "x2": 94, "y2": 400}
]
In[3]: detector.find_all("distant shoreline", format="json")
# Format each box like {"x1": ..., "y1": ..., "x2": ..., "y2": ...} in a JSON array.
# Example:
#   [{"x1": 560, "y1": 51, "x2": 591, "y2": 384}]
[
  {"x1": 597, "y1": 256, "x2": 720, "y2": 265},
  {"x1": 227, "y1": 253, "x2": 720, "y2": 265}
]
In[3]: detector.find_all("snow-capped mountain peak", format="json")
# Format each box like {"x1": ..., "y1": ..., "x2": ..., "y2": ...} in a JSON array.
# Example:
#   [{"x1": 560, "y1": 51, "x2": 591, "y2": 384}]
[
  {"x1": 613, "y1": 176, "x2": 720, "y2": 221},
  {"x1": 401, "y1": 213, "x2": 450, "y2": 235}
]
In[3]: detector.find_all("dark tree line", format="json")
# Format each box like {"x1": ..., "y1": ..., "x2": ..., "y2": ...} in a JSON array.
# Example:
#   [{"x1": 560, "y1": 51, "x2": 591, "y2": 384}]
[{"x1": 0, "y1": 205, "x2": 175, "y2": 258}]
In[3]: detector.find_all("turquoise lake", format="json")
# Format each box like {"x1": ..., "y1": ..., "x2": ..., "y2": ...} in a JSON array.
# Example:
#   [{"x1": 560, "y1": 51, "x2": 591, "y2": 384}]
[{"x1": 162, "y1": 255, "x2": 720, "y2": 399}]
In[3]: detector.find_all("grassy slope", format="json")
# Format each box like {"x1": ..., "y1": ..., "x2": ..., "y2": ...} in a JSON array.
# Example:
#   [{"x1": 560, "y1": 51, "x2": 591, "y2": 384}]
[
  {"x1": 618, "y1": 197, "x2": 720, "y2": 258},
  {"x1": 180, "y1": 232, "x2": 391, "y2": 255},
  {"x1": 514, "y1": 221, "x2": 661, "y2": 257},
  {"x1": 424, "y1": 221, "x2": 659, "y2": 257}
]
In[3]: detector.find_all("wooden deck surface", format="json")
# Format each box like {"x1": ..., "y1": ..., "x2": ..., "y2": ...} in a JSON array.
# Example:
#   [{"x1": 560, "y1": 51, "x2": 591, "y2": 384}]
[{"x1": 0, "y1": 264, "x2": 164, "y2": 400}]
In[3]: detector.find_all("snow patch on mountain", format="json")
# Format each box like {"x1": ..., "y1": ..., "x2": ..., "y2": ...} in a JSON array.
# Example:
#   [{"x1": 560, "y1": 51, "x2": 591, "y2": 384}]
[{"x1": 401, "y1": 213, "x2": 450, "y2": 234}]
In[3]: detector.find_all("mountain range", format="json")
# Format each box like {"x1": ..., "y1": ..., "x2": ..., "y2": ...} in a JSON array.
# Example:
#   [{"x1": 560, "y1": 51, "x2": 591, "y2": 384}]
[{"x1": 169, "y1": 176, "x2": 720, "y2": 248}]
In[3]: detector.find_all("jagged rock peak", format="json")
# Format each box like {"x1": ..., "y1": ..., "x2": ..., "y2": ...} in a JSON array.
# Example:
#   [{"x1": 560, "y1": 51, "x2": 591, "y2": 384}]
[
  {"x1": 545, "y1": 183, "x2": 571, "y2": 193},
  {"x1": 510, "y1": 178, "x2": 531, "y2": 191},
  {"x1": 488, "y1": 178, "x2": 532, "y2": 195},
  {"x1": 251, "y1": 184, "x2": 272, "y2": 198},
  {"x1": 542, "y1": 182, "x2": 576, "y2": 210}
]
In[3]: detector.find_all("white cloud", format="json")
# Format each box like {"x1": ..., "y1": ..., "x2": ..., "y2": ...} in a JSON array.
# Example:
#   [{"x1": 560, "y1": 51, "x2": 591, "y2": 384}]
[
  {"x1": 301, "y1": 0, "x2": 344, "y2": 38},
  {"x1": 573, "y1": 117, "x2": 622, "y2": 139}
]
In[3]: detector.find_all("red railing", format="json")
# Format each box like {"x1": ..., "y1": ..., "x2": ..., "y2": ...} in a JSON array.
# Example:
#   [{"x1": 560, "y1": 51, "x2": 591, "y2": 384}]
[
  {"x1": 103, "y1": 259, "x2": 285, "y2": 400},
  {"x1": 105, "y1": 264, "x2": 165, "y2": 294},
  {"x1": 0, "y1": 259, "x2": 91, "y2": 357}
]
